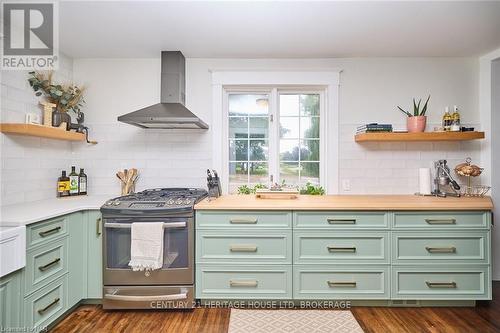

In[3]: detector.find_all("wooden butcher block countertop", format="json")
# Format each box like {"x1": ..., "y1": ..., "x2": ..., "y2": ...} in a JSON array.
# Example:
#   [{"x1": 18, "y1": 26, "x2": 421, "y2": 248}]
[{"x1": 194, "y1": 195, "x2": 493, "y2": 211}]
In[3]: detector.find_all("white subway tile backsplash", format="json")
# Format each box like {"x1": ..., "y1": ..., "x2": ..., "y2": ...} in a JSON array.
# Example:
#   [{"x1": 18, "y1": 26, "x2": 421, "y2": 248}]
[
  {"x1": 1, "y1": 61, "x2": 486, "y2": 204},
  {"x1": 339, "y1": 124, "x2": 481, "y2": 194}
]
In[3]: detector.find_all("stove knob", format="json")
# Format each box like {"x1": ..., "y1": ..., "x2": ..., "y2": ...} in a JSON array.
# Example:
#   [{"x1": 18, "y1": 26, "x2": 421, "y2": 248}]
[
  {"x1": 175, "y1": 199, "x2": 183, "y2": 205},
  {"x1": 106, "y1": 201, "x2": 113, "y2": 206},
  {"x1": 113, "y1": 201, "x2": 120, "y2": 206},
  {"x1": 167, "y1": 199, "x2": 174, "y2": 205},
  {"x1": 184, "y1": 199, "x2": 192, "y2": 205}
]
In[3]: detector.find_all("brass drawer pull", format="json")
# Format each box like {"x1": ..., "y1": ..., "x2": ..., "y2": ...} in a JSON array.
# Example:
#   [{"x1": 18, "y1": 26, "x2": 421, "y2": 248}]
[
  {"x1": 96, "y1": 217, "x2": 102, "y2": 236},
  {"x1": 229, "y1": 280, "x2": 258, "y2": 287},
  {"x1": 425, "y1": 246, "x2": 456, "y2": 253},
  {"x1": 327, "y1": 281, "x2": 357, "y2": 287},
  {"x1": 230, "y1": 245, "x2": 258, "y2": 252},
  {"x1": 37, "y1": 297, "x2": 60, "y2": 315},
  {"x1": 38, "y1": 258, "x2": 61, "y2": 271},
  {"x1": 229, "y1": 218, "x2": 258, "y2": 224},
  {"x1": 327, "y1": 219, "x2": 356, "y2": 225},
  {"x1": 425, "y1": 218, "x2": 456, "y2": 225},
  {"x1": 327, "y1": 246, "x2": 356, "y2": 253},
  {"x1": 39, "y1": 226, "x2": 61, "y2": 237},
  {"x1": 426, "y1": 281, "x2": 457, "y2": 288}
]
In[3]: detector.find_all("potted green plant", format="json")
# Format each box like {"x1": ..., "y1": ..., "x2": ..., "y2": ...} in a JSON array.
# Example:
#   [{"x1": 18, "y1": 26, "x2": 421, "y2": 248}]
[
  {"x1": 397, "y1": 95, "x2": 430, "y2": 133},
  {"x1": 28, "y1": 71, "x2": 85, "y2": 130}
]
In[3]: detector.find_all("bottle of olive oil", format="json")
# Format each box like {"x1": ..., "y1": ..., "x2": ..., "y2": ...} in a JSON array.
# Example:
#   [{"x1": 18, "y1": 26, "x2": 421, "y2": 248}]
[
  {"x1": 78, "y1": 168, "x2": 87, "y2": 195},
  {"x1": 69, "y1": 166, "x2": 79, "y2": 196},
  {"x1": 57, "y1": 171, "x2": 70, "y2": 197}
]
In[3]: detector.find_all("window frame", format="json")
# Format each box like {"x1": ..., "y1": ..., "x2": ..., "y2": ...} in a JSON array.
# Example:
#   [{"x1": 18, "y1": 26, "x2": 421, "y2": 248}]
[{"x1": 211, "y1": 70, "x2": 340, "y2": 194}]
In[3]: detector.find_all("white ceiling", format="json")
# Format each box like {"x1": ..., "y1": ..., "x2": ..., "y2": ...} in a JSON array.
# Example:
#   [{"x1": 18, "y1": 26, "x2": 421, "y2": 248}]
[{"x1": 60, "y1": 1, "x2": 500, "y2": 58}]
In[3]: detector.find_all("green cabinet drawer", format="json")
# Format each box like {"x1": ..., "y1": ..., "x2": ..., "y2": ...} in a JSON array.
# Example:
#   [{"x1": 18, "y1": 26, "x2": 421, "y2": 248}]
[
  {"x1": 392, "y1": 266, "x2": 491, "y2": 300},
  {"x1": 27, "y1": 216, "x2": 68, "y2": 249},
  {"x1": 196, "y1": 230, "x2": 291, "y2": 264},
  {"x1": 0, "y1": 270, "x2": 22, "y2": 329},
  {"x1": 294, "y1": 212, "x2": 388, "y2": 229},
  {"x1": 293, "y1": 265, "x2": 389, "y2": 300},
  {"x1": 393, "y1": 212, "x2": 490, "y2": 229},
  {"x1": 392, "y1": 232, "x2": 489, "y2": 264},
  {"x1": 24, "y1": 274, "x2": 68, "y2": 330},
  {"x1": 294, "y1": 231, "x2": 389, "y2": 264},
  {"x1": 25, "y1": 238, "x2": 68, "y2": 296},
  {"x1": 196, "y1": 264, "x2": 292, "y2": 299},
  {"x1": 196, "y1": 211, "x2": 292, "y2": 229}
]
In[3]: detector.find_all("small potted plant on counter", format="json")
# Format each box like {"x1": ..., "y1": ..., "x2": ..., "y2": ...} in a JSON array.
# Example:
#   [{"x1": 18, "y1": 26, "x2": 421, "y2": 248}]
[{"x1": 397, "y1": 95, "x2": 430, "y2": 133}]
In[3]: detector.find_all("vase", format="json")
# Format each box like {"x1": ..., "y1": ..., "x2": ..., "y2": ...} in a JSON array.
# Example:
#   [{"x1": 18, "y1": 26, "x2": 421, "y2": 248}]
[
  {"x1": 407, "y1": 116, "x2": 427, "y2": 133},
  {"x1": 52, "y1": 111, "x2": 71, "y2": 130}
]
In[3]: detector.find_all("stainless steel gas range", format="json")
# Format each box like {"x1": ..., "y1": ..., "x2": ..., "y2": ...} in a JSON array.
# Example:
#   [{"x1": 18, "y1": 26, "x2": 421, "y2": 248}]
[{"x1": 100, "y1": 188, "x2": 208, "y2": 310}]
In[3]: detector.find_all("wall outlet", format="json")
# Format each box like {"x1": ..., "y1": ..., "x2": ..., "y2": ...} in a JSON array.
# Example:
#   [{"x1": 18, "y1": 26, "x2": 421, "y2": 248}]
[{"x1": 342, "y1": 179, "x2": 351, "y2": 191}]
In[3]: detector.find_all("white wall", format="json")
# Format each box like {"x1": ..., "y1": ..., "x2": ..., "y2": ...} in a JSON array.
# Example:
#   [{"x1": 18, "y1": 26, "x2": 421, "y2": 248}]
[
  {"x1": 1, "y1": 56, "x2": 482, "y2": 203},
  {"x1": 0, "y1": 54, "x2": 75, "y2": 206},
  {"x1": 72, "y1": 57, "x2": 481, "y2": 197}
]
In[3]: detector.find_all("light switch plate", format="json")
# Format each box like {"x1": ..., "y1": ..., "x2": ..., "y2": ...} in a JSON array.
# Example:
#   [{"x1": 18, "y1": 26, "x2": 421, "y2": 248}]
[{"x1": 342, "y1": 179, "x2": 351, "y2": 191}]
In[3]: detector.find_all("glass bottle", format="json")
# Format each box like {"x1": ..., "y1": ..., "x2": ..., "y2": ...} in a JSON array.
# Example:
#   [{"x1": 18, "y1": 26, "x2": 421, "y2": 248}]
[
  {"x1": 79, "y1": 168, "x2": 87, "y2": 195},
  {"x1": 57, "y1": 171, "x2": 70, "y2": 197},
  {"x1": 69, "y1": 166, "x2": 79, "y2": 196},
  {"x1": 451, "y1": 105, "x2": 461, "y2": 132},
  {"x1": 442, "y1": 107, "x2": 452, "y2": 131}
]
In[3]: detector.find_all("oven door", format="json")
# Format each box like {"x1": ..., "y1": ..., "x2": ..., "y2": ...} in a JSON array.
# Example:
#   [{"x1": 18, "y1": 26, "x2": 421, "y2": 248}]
[{"x1": 103, "y1": 217, "x2": 193, "y2": 285}]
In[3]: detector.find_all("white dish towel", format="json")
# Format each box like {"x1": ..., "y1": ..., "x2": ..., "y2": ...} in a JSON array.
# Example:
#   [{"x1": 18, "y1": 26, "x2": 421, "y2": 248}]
[{"x1": 128, "y1": 222, "x2": 164, "y2": 271}]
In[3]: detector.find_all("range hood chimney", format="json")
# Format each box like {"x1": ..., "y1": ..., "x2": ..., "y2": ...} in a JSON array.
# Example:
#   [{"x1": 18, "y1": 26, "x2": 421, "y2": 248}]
[{"x1": 117, "y1": 51, "x2": 208, "y2": 129}]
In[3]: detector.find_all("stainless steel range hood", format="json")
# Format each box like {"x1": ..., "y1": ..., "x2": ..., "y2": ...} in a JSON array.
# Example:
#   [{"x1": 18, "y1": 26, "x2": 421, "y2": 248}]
[{"x1": 118, "y1": 51, "x2": 208, "y2": 129}]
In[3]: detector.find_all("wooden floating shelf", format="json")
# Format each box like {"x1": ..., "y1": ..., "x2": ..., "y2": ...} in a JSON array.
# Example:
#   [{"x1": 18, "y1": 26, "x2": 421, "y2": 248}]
[
  {"x1": 0, "y1": 123, "x2": 86, "y2": 142},
  {"x1": 355, "y1": 131, "x2": 485, "y2": 142}
]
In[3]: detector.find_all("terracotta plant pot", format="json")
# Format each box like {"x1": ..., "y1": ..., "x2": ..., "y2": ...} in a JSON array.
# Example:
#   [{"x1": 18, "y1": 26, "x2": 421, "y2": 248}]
[{"x1": 407, "y1": 116, "x2": 427, "y2": 133}]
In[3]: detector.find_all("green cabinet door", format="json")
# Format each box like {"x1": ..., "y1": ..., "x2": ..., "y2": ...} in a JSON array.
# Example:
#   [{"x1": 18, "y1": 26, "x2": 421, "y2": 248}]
[
  {"x1": 0, "y1": 270, "x2": 22, "y2": 330},
  {"x1": 67, "y1": 212, "x2": 87, "y2": 308},
  {"x1": 86, "y1": 211, "x2": 102, "y2": 299}
]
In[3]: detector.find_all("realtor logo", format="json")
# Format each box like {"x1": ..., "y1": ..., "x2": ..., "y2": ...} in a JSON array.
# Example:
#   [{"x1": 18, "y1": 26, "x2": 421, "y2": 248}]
[{"x1": 1, "y1": 1, "x2": 59, "y2": 70}]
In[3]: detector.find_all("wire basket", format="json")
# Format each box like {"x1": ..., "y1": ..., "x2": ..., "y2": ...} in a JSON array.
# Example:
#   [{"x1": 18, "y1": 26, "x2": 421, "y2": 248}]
[{"x1": 459, "y1": 184, "x2": 491, "y2": 197}]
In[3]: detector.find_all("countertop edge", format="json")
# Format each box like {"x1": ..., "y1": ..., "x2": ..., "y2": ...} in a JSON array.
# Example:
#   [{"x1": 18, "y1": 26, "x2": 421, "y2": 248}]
[{"x1": 194, "y1": 195, "x2": 494, "y2": 211}]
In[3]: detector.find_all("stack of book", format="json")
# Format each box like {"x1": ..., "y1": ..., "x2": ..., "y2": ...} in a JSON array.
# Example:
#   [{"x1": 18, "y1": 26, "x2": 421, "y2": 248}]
[{"x1": 356, "y1": 123, "x2": 393, "y2": 134}]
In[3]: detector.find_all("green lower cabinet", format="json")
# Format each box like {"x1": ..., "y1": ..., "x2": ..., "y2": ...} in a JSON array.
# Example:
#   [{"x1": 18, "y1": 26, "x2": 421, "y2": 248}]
[
  {"x1": 86, "y1": 211, "x2": 103, "y2": 298},
  {"x1": 0, "y1": 270, "x2": 23, "y2": 330},
  {"x1": 25, "y1": 237, "x2": 68, "y2": 296},
  {"x1": 293, "y1": 265, "x2": 390, "y2": 300},
  {"x1": 24, "y1": 274, "x2": 68, "y2": 330},
  {"x1": 196, "y1": 230, "x2": 292, "y2": 264},
  {"x1": 196, "y1": 264, "x2": 292, "y2": 299},
  {"x1": 67, "y1": 212, "x2": 87, "y2": 307},
  {"x1": 392, "y1": 266, "x2": 491, "y2": 300},
  {"x1": 293, "y1": 231, "x2": 389, "y2": 264},
  {"x1": 196, "y1": 211, "x2": 292, "y2": 229},
  {"x1": 392, "y1": 211, "x2": 490, "y2": 229},
  {"x1": 17, "y1": 210, "x2": 104, "y2": 331},
  {"x1": 392, "y1": 231, "x2": 489, "y2": 265}
]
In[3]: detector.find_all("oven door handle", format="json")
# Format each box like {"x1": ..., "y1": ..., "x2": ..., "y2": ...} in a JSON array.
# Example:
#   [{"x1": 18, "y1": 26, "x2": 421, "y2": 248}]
[
  {"x1": 104, "y1": 222, "x2": 187, "y2": 229},
  {"x1": 104, "y1": 292, "x2": 188, "y2": 301}
]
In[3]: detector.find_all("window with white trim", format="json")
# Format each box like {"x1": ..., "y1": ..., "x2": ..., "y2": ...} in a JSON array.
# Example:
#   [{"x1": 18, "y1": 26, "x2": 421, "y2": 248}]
[{"x1": 226, "y1": 88, "x2": 324, "y2": 193}]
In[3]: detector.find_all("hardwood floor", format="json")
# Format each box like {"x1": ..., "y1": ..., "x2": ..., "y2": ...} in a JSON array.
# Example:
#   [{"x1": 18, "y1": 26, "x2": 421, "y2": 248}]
[{"x1": 51, "y1": 282, "x2": 500, "y2": 333}]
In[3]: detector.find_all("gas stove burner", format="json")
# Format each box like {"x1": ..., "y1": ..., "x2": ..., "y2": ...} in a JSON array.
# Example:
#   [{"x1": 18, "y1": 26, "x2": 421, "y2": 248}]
[{"x1": 101, "y1": 187, "x2": 208, "y2": 216}]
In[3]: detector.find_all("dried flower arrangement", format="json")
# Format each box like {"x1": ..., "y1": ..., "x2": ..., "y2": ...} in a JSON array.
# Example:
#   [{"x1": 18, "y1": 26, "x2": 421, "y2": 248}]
[{"x1": 28, "y1": 71, "x2": 85, "y2": 113}]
